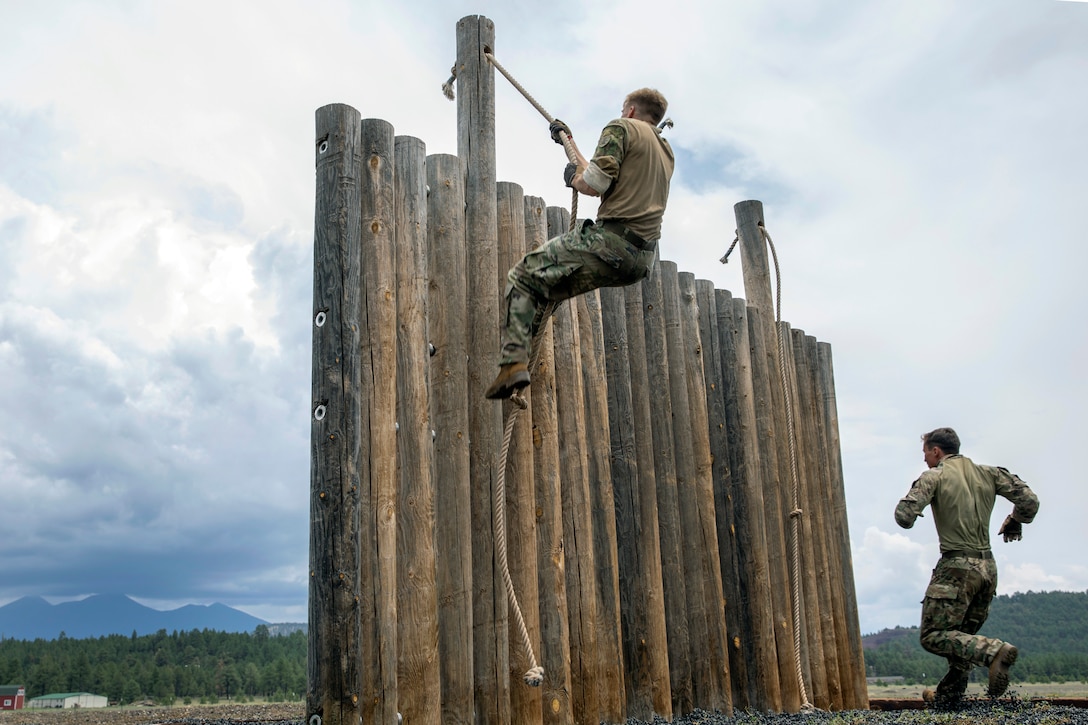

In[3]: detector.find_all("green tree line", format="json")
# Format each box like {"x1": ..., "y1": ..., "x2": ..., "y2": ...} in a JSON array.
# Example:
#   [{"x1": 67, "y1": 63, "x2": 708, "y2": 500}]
[
  {"x1": 0, "y1": 625, "x2": 305, "y2": 706},
  {"x1": 863, "y1": 590, "x2": 1088, "y2": 685}
]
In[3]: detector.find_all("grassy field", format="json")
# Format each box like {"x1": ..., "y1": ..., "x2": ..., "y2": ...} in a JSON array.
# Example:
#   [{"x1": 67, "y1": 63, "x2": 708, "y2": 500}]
[{"x1": 868, "y1": 680, "x2": 1088, "y2": 700}]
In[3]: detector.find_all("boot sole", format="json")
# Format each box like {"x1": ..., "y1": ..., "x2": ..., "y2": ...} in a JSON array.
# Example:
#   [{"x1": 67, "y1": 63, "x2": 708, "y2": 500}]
[{"x1": 988, "y1": 645, "x2": 1018, "y2": 698}]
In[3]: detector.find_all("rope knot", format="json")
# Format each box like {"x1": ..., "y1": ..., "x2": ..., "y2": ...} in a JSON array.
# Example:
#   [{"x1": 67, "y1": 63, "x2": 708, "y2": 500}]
[
  {"x1": 441, "y1": 65, "x2": 457, "y2": 101},
  {"x1": 790, "y1": 508, "x2": 803, "y2": 519},
  {"x1": 511, "y1": 392, "x2": 529, "y2": 410},
  {"x1": 523, "y1": 665, "x2": 544, "y2": 687}
]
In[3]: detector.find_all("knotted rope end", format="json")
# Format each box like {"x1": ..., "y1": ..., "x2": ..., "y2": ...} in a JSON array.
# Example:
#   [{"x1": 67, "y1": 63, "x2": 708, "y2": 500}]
[
  {"x1": 524, "y1": 666, "x2": 545, "y2": 687},
  {"x1": 441, "y1": 66, "x2": 457, "y2": 101}
]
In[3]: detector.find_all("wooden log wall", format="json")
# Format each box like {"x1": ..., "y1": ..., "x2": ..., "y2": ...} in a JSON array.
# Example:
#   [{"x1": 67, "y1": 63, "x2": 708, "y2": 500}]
[{"x1": 307, "y1": 15, "x2": 868, "y2": 725}]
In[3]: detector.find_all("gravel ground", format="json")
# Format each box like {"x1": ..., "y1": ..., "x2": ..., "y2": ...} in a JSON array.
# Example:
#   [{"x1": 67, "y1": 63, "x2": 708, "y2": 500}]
[
  {"x1": 3, "y1": 699, "x2": 1088, "y2": 725},
  {"x1": 643, "y1": 699, "x2": 1088, "y2": 724}
]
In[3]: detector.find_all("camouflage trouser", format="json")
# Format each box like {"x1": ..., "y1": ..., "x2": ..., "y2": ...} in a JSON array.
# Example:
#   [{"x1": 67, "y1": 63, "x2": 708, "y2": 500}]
[
  {"x1": 919, "y1": 555, "x2": 1007, "y2": 672},
  {"x1": 499, "y1": 220, "x2": 656, "y2": 365}
]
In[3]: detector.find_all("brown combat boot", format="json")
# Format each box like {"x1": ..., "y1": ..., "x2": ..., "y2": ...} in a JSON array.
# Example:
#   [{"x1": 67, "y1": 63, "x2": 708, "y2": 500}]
[
  {"x1": 987, "y1": 643, "x2": 1018, "y2": 698},
  {"x1": 484, "y1": 362, "x2": 530, "y2": 399},
  {"x1": 934, "y1": 666, "x2": 970, "y2": 709}
]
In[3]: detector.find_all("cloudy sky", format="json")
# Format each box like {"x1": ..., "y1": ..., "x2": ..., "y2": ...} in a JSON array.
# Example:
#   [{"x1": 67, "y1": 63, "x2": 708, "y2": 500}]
[{"x1": 1, "y1": 0, "x2": 1085, "y2": 637}]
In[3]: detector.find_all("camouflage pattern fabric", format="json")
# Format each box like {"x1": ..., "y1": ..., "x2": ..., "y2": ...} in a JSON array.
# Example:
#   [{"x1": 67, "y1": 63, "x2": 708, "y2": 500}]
[
  {"x1": 919, "y1": 555, "x2": 1007, "y2": 668},
  {"x1": 499, "y1": 220, "x2": 656, "y2": 365}
]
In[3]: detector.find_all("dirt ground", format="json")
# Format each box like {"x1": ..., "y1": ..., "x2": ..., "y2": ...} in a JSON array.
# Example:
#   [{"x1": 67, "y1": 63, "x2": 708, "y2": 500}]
[
  {"x1": 3, "y1": 687, "x2": 1088, "y2": 725},
  {"x1": 0, "y1": 702, "x2": 302, "y2": 725},
  {"x1": 868, "y1": 680, "x2": 1088, "y2": 701}
]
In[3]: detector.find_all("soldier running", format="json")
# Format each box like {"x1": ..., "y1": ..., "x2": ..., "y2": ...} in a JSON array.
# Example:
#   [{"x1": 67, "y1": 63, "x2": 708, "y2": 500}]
[{"x1": 895, "y1": 427, "x2": 1040, "y2": 706}]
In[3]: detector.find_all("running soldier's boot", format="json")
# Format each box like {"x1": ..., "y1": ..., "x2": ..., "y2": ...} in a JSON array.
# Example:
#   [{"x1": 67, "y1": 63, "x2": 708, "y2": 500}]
[
  {"x1": 988, "y1": 643, "x2": 1018, "y2": 698},
  {"x1": 934, "y1": 667, "x2": 970, "y2": 709},
  {"x1": 484, "y1": 362, "x2": 530, "y2": 399}
]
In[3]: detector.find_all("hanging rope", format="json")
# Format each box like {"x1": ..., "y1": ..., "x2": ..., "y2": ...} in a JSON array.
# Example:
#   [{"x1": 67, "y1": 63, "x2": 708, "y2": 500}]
[
  {"x1": 496, "y1": 388, "x2": 544, "y2": 687},
  {"x1": 493, "y1": 301, "x2": 558, "y2": 688},
  {"x1": 442, "y1": 52, "x2": 593, "y2": 686},
  {"x1": 719, "y1": 232, "x2": 740, "y2": 265},
  {"x1": 443, "y1": 52, "x2": 581, "y2": 232},
  {"x1": 754, "y1": 222, "x2": 815, "y2": 712}
]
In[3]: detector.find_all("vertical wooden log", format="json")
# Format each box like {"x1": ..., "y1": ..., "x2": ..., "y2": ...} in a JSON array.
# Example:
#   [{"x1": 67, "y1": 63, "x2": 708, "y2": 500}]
[
  {"x1": 621, "y1": 282, "x2": 672, "y2": 720},
  {"x1": 497, "y1": 182, "x2": 542, "y2": 725},
  {"x1": 676, "y1": 270, "x2": 731, "y2": 714},
  {"x1": 793, "y1": 331, "x2": 844, "y2": 711},
  {"x1": 456, "y1": 15, "x2": 509, "y2": 723},
  {"x1": 734, "y1": 201, "x2": 802, "y2": 712},
  {"x1": 359, "y1": 117, "x2": 399, "y2": 725},
  {"x1": 640, "y1": 264, "x2": 692, "y2": 716},
  {"x1": 659, "y1": 262, "x2": 717, "y2": 711},
  {"x1": 535, "y1": 206, "x2": 574, "y2": 725},
  {"x1": 309, "y1": 103, "x2": 362, "y2": 725},
  {"x1": 697, "y1": 281, "x2": 747, "y2": 712},
  {"x1": 394, "y1": 135, "x2": 440, "y2": 724},
  {"x1": 577, "y1": 289, "x2": 625, "y2": 724},
  {"x1": 817, "y1": 342, "x2": 869, "y2": 709},
  {"x1": 734, "y1": 201, "x2": 773, "y2": 315},
  {"x1": 552, "y1": 291, "x2": 601, "y2": 725},
  {"x1": 803, "y1": 335, "x2": 851, "y2": 711},
  {"x1": 599, "y1": 285, "x2": 654, "y2": 723},
  {"x1": 721, "y1": 296, "x2": 780, "y2": 712},
  {"x1": 778, "y1": 322, "x2": 827, "y2": 710},
  {"x1": 746, "y1": 305, "x2": 799, "y2": 712},
  {"x1": 425, "y1": 154, "x2": 474, "y2": 723}
]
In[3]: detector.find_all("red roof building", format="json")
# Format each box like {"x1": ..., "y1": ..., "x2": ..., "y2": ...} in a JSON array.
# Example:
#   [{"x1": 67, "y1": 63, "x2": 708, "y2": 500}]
[{"x1": 0, "y1": 685, "x2": 25, "y2": 710}]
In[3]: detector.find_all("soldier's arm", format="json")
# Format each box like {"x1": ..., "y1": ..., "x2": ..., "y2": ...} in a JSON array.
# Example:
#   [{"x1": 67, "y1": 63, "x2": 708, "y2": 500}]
[
  {"x1": 992, "y1": 466, "x2": 1040, "y2": 524},
  {"x1": 895, "y1": 470, "x2": 938, "y2": 529},
  {"x1": 579, "y1": 121, "x2": 627, "y2": 198}
]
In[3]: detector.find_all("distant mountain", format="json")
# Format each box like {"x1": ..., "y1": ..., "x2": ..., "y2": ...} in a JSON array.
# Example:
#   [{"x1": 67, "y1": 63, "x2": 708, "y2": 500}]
[
  {"x1": 0, "y1": 594, "x2": 269, "y2": 641},
  {"x1": 266, "y1": 622, "x2": 307, "y2": 636}
]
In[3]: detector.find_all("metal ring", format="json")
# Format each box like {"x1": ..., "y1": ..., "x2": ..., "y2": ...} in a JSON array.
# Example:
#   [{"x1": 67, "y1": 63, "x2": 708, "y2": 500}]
[
  {"x1": 315, "y1": 311, "x2": 327, "y2": 327},
  {"x1": 318, "y1": 141, "x2": 329, "y2": 154},
  {"x1": 314, "y1": 405, "x2": 327, "y2": 421}
]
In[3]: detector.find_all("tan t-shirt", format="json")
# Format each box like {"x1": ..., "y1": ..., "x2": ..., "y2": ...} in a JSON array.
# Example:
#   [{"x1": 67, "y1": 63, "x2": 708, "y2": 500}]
[{"x1": 586, "y1": 118, "x2": 674, "y2": 242}]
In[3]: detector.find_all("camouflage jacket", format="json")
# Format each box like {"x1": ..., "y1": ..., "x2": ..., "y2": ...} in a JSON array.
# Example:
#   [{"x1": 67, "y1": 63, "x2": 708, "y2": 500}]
[{"x1": 895, "y1": 455, "x2": 1039, "y2": 553}]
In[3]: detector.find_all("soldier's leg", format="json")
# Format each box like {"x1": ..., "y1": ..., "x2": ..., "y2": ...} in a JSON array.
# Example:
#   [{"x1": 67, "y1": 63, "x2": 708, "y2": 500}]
[
  {"x1": 498, "y1": 285, "x2": 540, "y2": 366},
  {"x1": 965, "y1": 560, "x2": 1011, "y2": 665},
  {"x1": 511, "y1": 222, "x2": 651, "y2": 298},
  {"x1": 498, "y1": 222, "x2": 653, "y2": 367},
  {"x1": 935, "y1": 664, "x2": 972, "y2": 709},
  {"x1": 920, "y1": 559, "x2": 1006, "y2": 668}
]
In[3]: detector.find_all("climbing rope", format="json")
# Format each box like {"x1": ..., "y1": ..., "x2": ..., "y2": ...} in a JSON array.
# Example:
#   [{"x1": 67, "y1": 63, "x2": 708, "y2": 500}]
[
  {"x1": 443, "y1": 52, "x2": 581, "y2": 232},
  {"x1": 496, "y1": 389, "x2": 544, "y2": 687},
  {"x1": 719, "y1": 232, "x2": 740, "y2": 265},
  {"x1": 443, "y1": 52, "x2": 598, "y2": 687},
  {"x1": 752, "y1": 223, "x2": 816, "y2": 712},
  {"x1": 492, "y1": 302, "x2": 558, "y2": 688}
]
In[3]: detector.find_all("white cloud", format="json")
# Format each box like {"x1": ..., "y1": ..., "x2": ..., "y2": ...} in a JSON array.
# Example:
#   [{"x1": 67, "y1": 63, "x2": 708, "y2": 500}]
[{"x1": 852, "y1": 526, "x2": 935, "y2": 633}]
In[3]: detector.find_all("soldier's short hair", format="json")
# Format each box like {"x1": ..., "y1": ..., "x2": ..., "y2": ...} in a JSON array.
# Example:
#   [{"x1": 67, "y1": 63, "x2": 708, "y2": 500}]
[
  {"x1": 922, "y1": 427, "x2": 961, "y2": 455},
  {"x1": 624, "y1": 88, "x2": 668, "y2": 125}
]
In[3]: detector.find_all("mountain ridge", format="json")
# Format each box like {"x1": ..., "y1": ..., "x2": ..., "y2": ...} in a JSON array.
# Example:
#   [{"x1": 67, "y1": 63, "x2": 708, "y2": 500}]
[{"x1": 0, "y1": 594, "x2": 272, "y2": 641}]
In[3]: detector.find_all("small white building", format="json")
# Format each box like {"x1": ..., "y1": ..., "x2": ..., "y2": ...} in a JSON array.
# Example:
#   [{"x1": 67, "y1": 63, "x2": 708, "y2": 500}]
[{"x1": 28, "y1": 692, "x2": 108, "y2": 709}]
